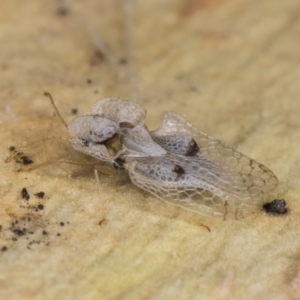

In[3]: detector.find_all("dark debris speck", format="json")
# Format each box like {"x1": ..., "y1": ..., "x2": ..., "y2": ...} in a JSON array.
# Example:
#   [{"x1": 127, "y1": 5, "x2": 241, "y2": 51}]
[
  {"x1": 119, "y1": 58, "x2": 127, "y2": 65},
  {"x1": 12, "y1": 228, "x2": 27, "y2": 236},
  {"x1": 37, "y1": 204, "x2": 44, "y2": 210},
  {"x1": 34, "y1": 192, "x2": 45, "y2": 199},
  {"x1": 56, "y1": 6, "x2": 69, "y2": 16},
  {"x1": 71, "y1": 108, "x2": 78, "y2": 115},
  {"x1": 263, "y1": 199, "x2": 288, "y2": 215},
  {"x1": 20, "y1": 155, "x2": 33, "y2": 165},
  {"x1": 21, "y1": 188, "x2": 30, "y2": 200},
  {"x1": 90, "y1": 50, "x2": 104, "y2": 66},
  {"x1": 189, "y1": 86, "x2": 198, "y2": 92}
]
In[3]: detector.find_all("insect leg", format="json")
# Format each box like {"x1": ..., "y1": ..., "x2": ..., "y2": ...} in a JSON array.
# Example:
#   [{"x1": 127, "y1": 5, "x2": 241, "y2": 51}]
[{"x1": 94, "y1": 168, "x2": 107, "y2": 225}]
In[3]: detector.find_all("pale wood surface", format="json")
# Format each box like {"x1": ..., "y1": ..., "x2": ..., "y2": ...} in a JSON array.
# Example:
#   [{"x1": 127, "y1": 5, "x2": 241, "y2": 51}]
[{"x1": 0, "y1": 0, "x2": 299, "y2": 299}]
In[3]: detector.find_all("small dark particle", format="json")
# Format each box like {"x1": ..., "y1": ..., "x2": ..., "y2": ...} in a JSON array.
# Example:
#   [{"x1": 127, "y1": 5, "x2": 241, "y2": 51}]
[
  {"x1": 86, "y1": 78, "x2": 92, "y2": 84},
  {"x1": 60, "y1": 222, "x2": 64, "y2": 227},
  {"x1": 173, "y1": 165, "x2": 185, "y2": 178},
  {"x1": 1, "y1": 246, "x2": 7, "y2": 252},
  {"x1": 42, "y1": 230, "x2": 47, "y2": 235},
  {"x1": 9, "y1": 146, "x2": 16, "y2": 151},
  {"x1": 90, "y1": 50, "x2": 104, "y2": 66},
  {"x1": 189, "y1": 86, "x2": 198, "y2": 92},
  {"x1": 37, "y1": 204, "x2": 44, "y2": 210},
  {"x1": 20, "y1": 155, "x2": 33, "y2": 165},
  {"x1": 56, "y1": 6, "x2": 69, "y2": 16},
  {"x1": 34, "y1": 192, "x2": 45, "y2": 199},
  {"x1": 119, "y1": 58, "x2": 127, "y2": 65},
  {"x1": 57, "y1": 233, "x2": 61, "y2": 237},
  {"x1": 94, "y1": 90, "x2": 98, "y2": 94},
  {"x1": 98, "y1": 218, "x2": 107, "y2": 226},
  {"x1": 12, "y1": 237, "x2": 17, "y2": 242},
  {"x1": 263, "y1": 199, "x2": 288, "y2": 215},
  {"x1": 11, "y1": 221, "x2": 16, "y2": 227},
  {"x1": 185, "y1": 139, "x2": 199, "y2": 156},
  {"x1": 28, "y1": 240, "x2": 40, "y2": 246},
  {"x1": 0, "y1": 225, "x2": 2, "y2": 232},
  {"x1": 71, "y1": 108, "x2": 78, "y2": 115},
  {"x1": 12, "y1": 228, "x2": 27, "y2": 236},
  {"x1": 21, "y1": 188, "x2": 30, "y2": 200}
]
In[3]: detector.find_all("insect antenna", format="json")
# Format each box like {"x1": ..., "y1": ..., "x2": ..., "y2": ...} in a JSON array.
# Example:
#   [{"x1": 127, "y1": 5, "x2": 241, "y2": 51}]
[
  {"x1": 22, "y1": 157, "x2": 99, "y2": 171},
  {"x1": 5, "y1": 92, "x2": 70, "y2": 164},
  {"x1": 4, "y1": 136, "x2": 71, "y2": 163},
  {"x1": 23, "y1": 157, "x2": 116, "y2": 175},
  {"x1": 44, "y1": 91, "x2": 68, "y2": 128}
]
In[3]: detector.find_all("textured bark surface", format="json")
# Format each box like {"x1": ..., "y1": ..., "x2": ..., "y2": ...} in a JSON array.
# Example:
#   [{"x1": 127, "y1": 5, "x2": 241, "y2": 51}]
[{"x1": 0, "y1": 0, "x2": 299, "y2": 299}]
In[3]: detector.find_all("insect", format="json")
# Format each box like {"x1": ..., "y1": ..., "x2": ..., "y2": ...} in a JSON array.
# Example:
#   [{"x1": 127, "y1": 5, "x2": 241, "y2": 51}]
[{"x1": 5, "y1": 93, "x2": 278, "y2": 220}]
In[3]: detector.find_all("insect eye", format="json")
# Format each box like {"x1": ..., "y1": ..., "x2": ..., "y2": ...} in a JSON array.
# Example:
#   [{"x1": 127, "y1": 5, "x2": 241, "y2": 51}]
[
  {"x1": 112, "y1": 158, "x2": 125, "y2": 170},
  {"x1": 81, "y1": 139, "x2": 92, "y2": 147}
]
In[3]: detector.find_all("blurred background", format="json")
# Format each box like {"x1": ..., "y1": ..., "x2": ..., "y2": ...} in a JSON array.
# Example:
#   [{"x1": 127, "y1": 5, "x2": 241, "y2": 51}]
[{"x1": 0, "y1": 0, "x2": 299, "y2": 299}]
